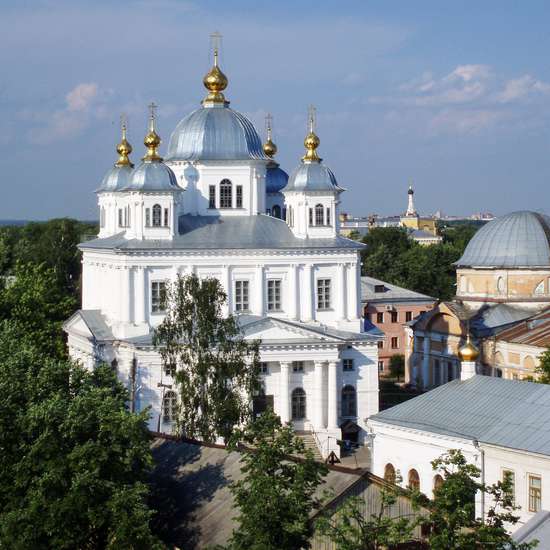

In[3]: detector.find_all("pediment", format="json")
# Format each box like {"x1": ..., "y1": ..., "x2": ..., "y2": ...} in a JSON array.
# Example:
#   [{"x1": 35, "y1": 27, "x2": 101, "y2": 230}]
[
  {"x1": 241, "y1": 317, "x2": 331, "y2": 343},
  {"x1": 63, "y1": 312, "x2": 94, "y2": 339}
]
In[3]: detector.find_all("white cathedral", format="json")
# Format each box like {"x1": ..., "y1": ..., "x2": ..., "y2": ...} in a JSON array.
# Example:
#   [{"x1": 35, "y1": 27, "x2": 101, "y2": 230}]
[{"x1": 64, "y1": 46, "x2": 380, "y2": 458}]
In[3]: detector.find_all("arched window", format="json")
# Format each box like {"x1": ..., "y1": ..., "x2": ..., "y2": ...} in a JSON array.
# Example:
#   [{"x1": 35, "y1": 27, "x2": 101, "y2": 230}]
[
  {"x1": 220, "y1": 179, "x2": 232, "y2": 208},
  {"x1": 433, "y1": 474, "x2": 444, "y2": 491},
  {"x1": 534, "y1": 280, "x2": 545, "y2": 296},
  {"x1": 152, "y1": 204, "x2": 162, "y2": 227},
  {"x1": 291, "y1": 388, "x2": 306, "y2": 420},
  {"x1": 272, "y1": 204, "x2": 281, "y2": 219},
  {"x1": 163, "y1": 390, "x2": 178, "y2": 423},
  {"x1": 408, "y1": 469, "x2": 420, "y2": 490},
  {"x1": 497, "y1": 276, "x2": 505, "y2": 294},
  {"x1": 384, "y1": 463, "x2": 396, "y2": 484},
  {"x1": 315, "y1": 203, "x2": 324, "y2": 226},
  {"x1": 341, "y1": 385, "x2": 357, "y2": 417}
]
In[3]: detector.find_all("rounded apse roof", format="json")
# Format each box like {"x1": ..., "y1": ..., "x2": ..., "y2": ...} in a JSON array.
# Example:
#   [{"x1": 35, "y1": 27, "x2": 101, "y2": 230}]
[
  {"x1": 166, "y1": 103, "x2": 267, "y2": 162},
  {"x1": 456, "y1": 211, "x2": 550, "y2": 268},
  {"x1": 266, "y1": 163, "x2": 289, "y2": 193},
  {"x1": 283, "y1": 161, "x2": 342, "y2": 193},
  {"x1": 97, "y1": 164, "x2": 133, "y2": 193},
  {"x1": 123, "y1": 161, "x2": 178, "y2": 192}
]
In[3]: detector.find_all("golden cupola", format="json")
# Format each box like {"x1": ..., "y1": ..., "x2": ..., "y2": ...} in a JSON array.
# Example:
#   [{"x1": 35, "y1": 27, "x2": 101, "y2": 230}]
[
  {"x1": 202, "y1": 47, "x2": 229, "y2": 105},
  {"x1": 458, "y1": 334, "x2": 480, "y2": 362},
  {"x1": 143, "y1": 102, "x2": 162, "y2": 162},
  {"x1": 263, "y1": 113, "x2": 278, "y2": 158},
  {"x1": 302, "y1": 106, "x2": 321, "y2": 163},
  {"x1": 115, "y1": 119, "x2": 134, "y2": 168}
]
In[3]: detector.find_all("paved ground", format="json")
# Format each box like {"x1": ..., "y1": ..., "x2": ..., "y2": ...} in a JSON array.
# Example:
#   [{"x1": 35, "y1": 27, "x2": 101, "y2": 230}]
[{"x1": 339, "y1": 444, "x2": 371, "y2": 470}]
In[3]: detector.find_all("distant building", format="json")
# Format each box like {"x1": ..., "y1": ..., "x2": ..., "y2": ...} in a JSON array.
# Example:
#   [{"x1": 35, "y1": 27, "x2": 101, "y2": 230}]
[
  {"x1": 406, "y1": 211, "x2": 550, "y2": 389},
  {"x1": 369, "y1": 344, "x2": 550, "y2": 531},
  {"x1": 361, "y1": 276, "x2": 436, "y2": 376}
]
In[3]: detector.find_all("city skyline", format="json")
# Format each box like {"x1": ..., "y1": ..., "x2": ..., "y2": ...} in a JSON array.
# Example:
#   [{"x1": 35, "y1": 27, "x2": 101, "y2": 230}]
[{"x1": 1, "y1": 0, "x2": 550, "y2": 220}]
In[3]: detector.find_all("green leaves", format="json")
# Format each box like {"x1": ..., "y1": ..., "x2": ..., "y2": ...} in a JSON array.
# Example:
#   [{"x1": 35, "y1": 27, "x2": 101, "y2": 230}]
[{"x1": 153, "y1": 274, "x2": 261, "y2": 444}]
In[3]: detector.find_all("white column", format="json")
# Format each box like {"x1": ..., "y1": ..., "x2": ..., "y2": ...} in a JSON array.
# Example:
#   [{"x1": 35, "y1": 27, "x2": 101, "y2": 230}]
[
  {"x1": 279, "y1": 361, "x2": 291, "y2": 423},
  {"x1": 422, "y1": 336, "x2": 431, "y2": 389},
  {"x1": 120, "y1": 267, "x2": 132, "y2": 323},
  {"x1": 135, "y1": 266, "x2": 146, "y2": 324},
  {"x1": 303, "y1": 264, "x2": 314, "y2": 321},
  {"x1": 289, "y1": 264, "x2": 300, "y2": 320},
  {"x1": 347, "y1": 262, "x2": 360, "y2": 320},
  {"x1": 336, "y1": 263, "x2": 346, "y2": 321},
  {"x1": 328, "y1": 360, "x2": 339, "y2": 429},
  {"x1": 314, "y1": 361, "x2": 325, "y2": 430},
  {"x1": 252, "y1": 265, "x2": 264, "y2": 315}
]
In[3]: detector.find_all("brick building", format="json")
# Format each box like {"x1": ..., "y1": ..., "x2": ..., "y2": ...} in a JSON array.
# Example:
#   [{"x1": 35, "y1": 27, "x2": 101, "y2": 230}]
[{"x1": 361, "y1": 276, "x2": 436, "y2": 376}]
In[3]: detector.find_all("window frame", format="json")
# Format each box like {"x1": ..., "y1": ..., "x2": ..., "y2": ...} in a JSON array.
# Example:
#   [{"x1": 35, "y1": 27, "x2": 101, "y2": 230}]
[
  {"x1": 163, "y1": 207, "x2": 169, "y2": 227},
  {"x1": 220, "y1": 179, "x2": 233, "y2": 209},
  {"x1": 292, "y1": 361, "x2": 304, "y2": 373},
  {"x1": 267, "y1": 279, "x2": 282, "y2": 312},
  {"x1": 405, "y1": 311, "x2": 413, "y2": 322},
  {"x1": 378, "y1": 360, "x2": 384, "y2": 372},
  {"x1": 343, "y1": 358, "x2": 354, "y2": 372},
  {"x1": 208, "y1": 185, "x2": 216, "y2": 209},
  {"x1": 151, "y1": 280, "x2": 167, "y2": 314},
  {"x1": 234, "y1": 279, "x2": 250, "y2": 313},
  {"x1": 341, "y1": 385, "x2": 357, "y2": 417},
  {"x1": 163, "y1": 390, "x2": 178, "y2": 423},
  {"x1": 391, "y1": 336, "x2": 399, "y2": 349},
  {"x1": 376, "y1": 312, "x2": 384, "y2": 323},
  {"x1": 259, "y1": 362, "x2": 269, "y2": 374},
  {"x1": 145, "y1": 208, "x2": 151, "y2": 227},
  {"x1": 390, "y1": 311, "x2": 398, "y2": 323},
  {"x1": 502, "y1": 469, "x2": 515, "y2": 504},
  {"x1": 236, "y1": 185, "x2": 243, "y2": 208},
  {"x1": 152, "y1": 204, "x2": 162, "y2": 227},
  {"x1": 315, "y1": 203, "x2": 324, "y2": 226},
  {"x1": 528, "y1": 474, "x2": 542, "y2": 512},
  {"x1": 316, "y1": 278, "x2": 332, "y2": 310}
]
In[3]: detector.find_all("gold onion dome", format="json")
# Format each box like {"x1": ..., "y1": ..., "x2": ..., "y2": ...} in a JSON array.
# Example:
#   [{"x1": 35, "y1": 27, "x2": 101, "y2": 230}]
[
  {"x1": 302, "y1": 106, "x2": 321, "y2": 163},
  {"x1": 115, "y1": 121, "x2": 134, "y2": 167},
  {"x1": 263, "y1": 114, "x2": 278, "y2": 158},
  {"x1": 143, "y1": 102, "x2": 162, "y2": 162},
  {"x1": 203, "y1": 48, "x2": 228, "y2": 104},
  {"x1": 459, "y1": 334, "x2": 479, "y2": 362}
]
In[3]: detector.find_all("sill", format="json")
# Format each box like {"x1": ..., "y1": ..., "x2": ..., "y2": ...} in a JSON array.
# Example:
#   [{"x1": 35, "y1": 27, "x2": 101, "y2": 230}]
[
  {"x1": 317, "y1": 308, "x2": 334, "y2": 312},
  {"x1": 235, "y1": 310, "x2": 251, "y2": 314},
  {"x1": 343, "y1": 369, "x2": 355, "y2": 373},
  {"x1": 145, "y1": 225, "x2": 170, "y2": 229},
  {"x1": 267, "y1": 309, "x2": 284, "y2": 313}
]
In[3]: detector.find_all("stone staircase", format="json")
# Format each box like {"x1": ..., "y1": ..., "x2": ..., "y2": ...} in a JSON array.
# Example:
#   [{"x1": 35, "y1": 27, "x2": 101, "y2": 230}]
[{"x1": 295, "y1": 431, "x2": 323, "y2": 462}]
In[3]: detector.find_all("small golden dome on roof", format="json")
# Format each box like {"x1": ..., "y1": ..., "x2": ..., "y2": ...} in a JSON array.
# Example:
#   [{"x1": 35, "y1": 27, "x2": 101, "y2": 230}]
[
  {"x1": 203, "y1": 46, "x2": 228, "y2": 104},
  {"x1": 302, "y1": 105, "x2": 321, "y2": 163},
  {"x1": 143, "y1": 102, "x2": 162, "y2": 162},
  {"x1": 459, "y1": 334, "x2": 479, "y2": 362},
  {"x1": 263, "y1": 113, "x2": 277, "y2": 158},
  {"x1": 115, "y1": 116, "x2": 134, "y2": 167}
]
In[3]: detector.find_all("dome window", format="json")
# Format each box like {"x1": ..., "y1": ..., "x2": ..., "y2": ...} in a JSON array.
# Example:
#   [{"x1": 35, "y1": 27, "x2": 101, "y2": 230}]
[
  {"x1": 220, "y1": 179, "x2": 232, "y2": 208},
  {"x1": 152, "y1": 204, "x2": 162, "y2": 227},
  {"x1": 497, "y1": 276, "x2": 505, "y2": 294},
  {"x1": 315, "y1": 203, "x2": 324, "y2": 226}
]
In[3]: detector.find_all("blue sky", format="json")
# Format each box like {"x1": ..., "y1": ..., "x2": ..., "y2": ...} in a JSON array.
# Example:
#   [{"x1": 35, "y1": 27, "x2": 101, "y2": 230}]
[{"x1": 1, "y1": 0, "x2": 550, "y2": 220}]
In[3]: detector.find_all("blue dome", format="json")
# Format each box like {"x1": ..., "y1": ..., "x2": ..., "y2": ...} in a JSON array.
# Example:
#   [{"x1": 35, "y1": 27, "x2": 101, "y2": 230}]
[
  {"x1": 96, "y1": 164, "x2": 133, "y2": 192},
  {"x1": 123, "y1": 161, "x2": 179, "y2": 192},
  {"x1": 266, "y1": 163, "x2": 289, "y2": 193},
  {"x1": 456, "y1": 211, "x2": 550, "y2": 268},
  {"x1": 166, "y1": 103, "x2": 268, "y2": 161},
  {"x1": 283, "y1": 161, "x2": 343, "y2": 193}
]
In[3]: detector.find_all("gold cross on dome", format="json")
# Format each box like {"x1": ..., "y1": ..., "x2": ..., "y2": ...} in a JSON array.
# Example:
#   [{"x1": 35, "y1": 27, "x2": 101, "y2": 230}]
[{"x1": 308, "y1": 104, "x2": 317, "y2": 133}]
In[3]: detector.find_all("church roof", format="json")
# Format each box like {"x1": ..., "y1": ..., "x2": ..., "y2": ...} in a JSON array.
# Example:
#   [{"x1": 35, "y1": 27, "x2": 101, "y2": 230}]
[
  {"x1": 361, "y1": 276, "x2": 435, "y2": 304},
  {"x1": 370, "y1": 375, "x2": 550, "y2": 456},
  {"x1": 265, "y1": 162, "x2": 289, "y2": 193},
  {"x1": 80, "y1": 214, "x2": 364, "y2": 252},
  {"x1": 96, "y1": 164, "x2": 133, "y2": 193},
  {"x1": 123, "y1": 161, "x2": 179, "y2": 192},
  {"x1": 456, "y1": 211, "x2": 550, "y2": 268},
  {"x1": 283, "y1": 162, "x2": 343, "y2": 193}
]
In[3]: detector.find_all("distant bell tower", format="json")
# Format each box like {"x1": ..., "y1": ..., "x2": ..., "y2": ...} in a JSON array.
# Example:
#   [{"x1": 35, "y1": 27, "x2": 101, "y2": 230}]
[{"x1": 405, "y1": 184, "x2": 418, "y2": 217}]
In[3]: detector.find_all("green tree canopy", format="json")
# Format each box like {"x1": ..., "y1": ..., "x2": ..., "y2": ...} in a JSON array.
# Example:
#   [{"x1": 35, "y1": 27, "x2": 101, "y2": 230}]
[
  {"x1": 225, "y1": 411, "x2": 328, "y2": 550},
  {"x1": 0, "y1": 322, "x2": 163, "y2": 549},
  {"x1": 153, "y1": 273, "x2": 260, "y2": 443},
  {"x1": 535, "y1": 348, "x2": 550, "y2": 383}
]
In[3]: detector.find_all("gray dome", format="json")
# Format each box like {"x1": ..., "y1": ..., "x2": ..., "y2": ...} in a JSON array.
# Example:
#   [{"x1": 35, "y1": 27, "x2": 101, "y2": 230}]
[
  {"x1": 96, "y1": 164, "x2": 133, "y2": 192},
  {"x1": 123, "y1": 161, "x2": 178, "y2": 192},
  {"x1": 456, "y1": 211, "x2": 550, "y2": 268},
  {"x1": 166, "y1": 103, "x2": 268, "y2": 161},
  {"x1": 266, "y1": 163, "x2": 289, "y2": 193},
  {"x1": 283, "y1": 161, "x2": 343, "y2": 193}
]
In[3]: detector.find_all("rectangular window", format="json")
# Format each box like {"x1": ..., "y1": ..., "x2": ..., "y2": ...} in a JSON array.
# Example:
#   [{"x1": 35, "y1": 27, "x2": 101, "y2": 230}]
[
  {"x1": 376, "y1": 312, "x2": 384, "y2": 323},
  {"x1": 145, "y1": 208, "x2": 151, "y2": 227},
  {"x1": 259, "y1": 362, "x2": 269, "y2": 374},
  {"x1": 309, "y1": 208, "x2": 313, "y2": 226},
  {"x1": 378, "y1": 360, "x2": 384, "y2": 372},
  {"x1": 118, "y1": 208, "x2": 123, "y2": 227},
  {"x1": 267, "y1": 279, "x2": 282, "y2": 312},
  {"x1": 292, "y1": 361, "x2": 304, "y2": 373},
  {"x1": 502, "y1": 469, "x2": 515, "y2": 503},
  {"x1": 391, "y1": 311, "x2": 398, "y2": 323},
  {"x1": 164, "y1": 208, "x2": 169, "y2": 227},
  {"x1": 315, "y1": 206, "x2": 324, "y2": 226},
  {"x1": 236, "y1": 185, "x2": 243, "y2": 208},
  {"x1": 406, "y1": 311, "x2": 413, "y2": 322},
  {"x1": 235, "y1": 280, "x2": 250, "y2": 312},
  {"x1": 529, "y1": 475, "x2": 542, "y2": 512},
  {"x1": 151, "y1": 281, "x2": 167, "y2": 314},
  {"x1": 343, "y1": 358, "x2": 354, "y2": 371},
  {"x1": 374, "y1": 284, "x2": 386, "y2": 293},
  {"x1": 220, "y1": 182, "x2": 232, "y2": 208},
  {"x1": 326, "y1": 207, "x2": 331, "y2": 226},
  {"x1": 317, "y1": 279, "x2": 331, "y2": 310},
  {"x1": 377, "y1": 340, "x2": 384, "y2": 349},
  {"x1": 391, "y1": 337, "x2": 399, "y2": 349},
  {"x1": 209, "y1": 185, "x2": 216, "y2": 209}
]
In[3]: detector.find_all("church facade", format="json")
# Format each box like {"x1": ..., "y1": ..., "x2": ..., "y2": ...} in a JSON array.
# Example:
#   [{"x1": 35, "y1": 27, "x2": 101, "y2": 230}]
[{"x1": 64, "y1": 48, "x2": 380, "y2": 458}]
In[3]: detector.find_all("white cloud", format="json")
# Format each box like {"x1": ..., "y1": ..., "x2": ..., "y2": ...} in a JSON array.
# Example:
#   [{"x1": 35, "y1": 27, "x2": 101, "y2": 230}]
[
  {"x1": 495, "y1": 74, "x2": 550, "y2": 103},
  {"x1": 66, "y1": 83, "x2": 98, "y2": 111},
  {"x1": 428, "y1": 108, "x2": 505, "y2": 135}
]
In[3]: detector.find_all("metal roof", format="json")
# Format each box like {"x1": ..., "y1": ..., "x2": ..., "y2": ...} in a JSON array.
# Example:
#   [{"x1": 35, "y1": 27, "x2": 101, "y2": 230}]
[
  {"x1": 165, "y1": 102, "x2": 268, "y2": 161},
  {"x1": 361, "y1": 276, "x2": 435, "y2": 304},
  {"x1": 265, "y1": 162, "x2": 288, "y2": 193},
  {"x1": 283, "y1": 161, "x2": 343, "y2": 193},
  {"x1": 80, "y1": 214, "x2": 365, "y2": 252},
  {"x1": 495, "y1": 307, "x2": 550, "y2": 347},
  {"x1": 96, "y1": 164, "x2": 133, "y2": 193},
  {"x1": 370, "y1": 375, "x2": 550, "y2": 456},
  {"x1": 456, "y1": 211, "x2": 550, "y2": 268},
  {"x1": 123, "y1": 161, "x2": 179, "y2": 192},
  {"x1": 469, "y1": 303, "x2": 534, "y2": 337}
]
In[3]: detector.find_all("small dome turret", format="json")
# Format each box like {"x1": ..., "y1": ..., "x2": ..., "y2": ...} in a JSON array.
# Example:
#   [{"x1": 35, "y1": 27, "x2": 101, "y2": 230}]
[
  {"x1": 202, "y1": 33, "x2": 229, "y2": 105},
  {"x1": 458, "y1": 334, "x2": 479, "y2": 362},
  {"x1": 97, "y1": 118, "x2": 134, "y2": 192}
]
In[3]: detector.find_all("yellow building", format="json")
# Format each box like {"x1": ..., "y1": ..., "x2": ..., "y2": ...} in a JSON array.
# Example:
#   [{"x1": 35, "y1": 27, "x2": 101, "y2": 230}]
[{"x1": 400, "y1": 185, "x2": 439, "y2": 238}]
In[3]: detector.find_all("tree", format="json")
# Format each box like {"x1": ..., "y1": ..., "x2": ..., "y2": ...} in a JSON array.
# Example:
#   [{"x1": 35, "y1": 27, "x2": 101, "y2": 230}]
[
  {"x1": 389, "y1": 354, "x2": 405, "y2": 381},
  {"x1": 0, "y1": 262, "x2": 77, "y2": 358},
  {"x1": 0, "y1": 322, "x2": 164, "y2": 549},
  {"x1": 419, "y1": 449, "x2": 537, "y2": 550},
  {"x1": 316, "y1": 480, "x2": 416, "y2": 550},
  {"x1": 153, "y1": 274, "x2": 261, "y2": 443},
  {"x1": 225, "y1": 411, "x2": 328, "y2": 550},
  {"x1": 535, "y1": 348, "x2": 550, "y2": 383}
]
